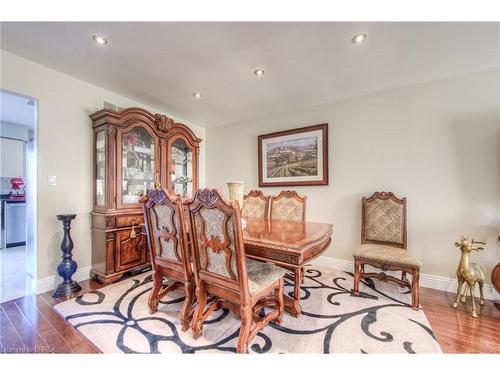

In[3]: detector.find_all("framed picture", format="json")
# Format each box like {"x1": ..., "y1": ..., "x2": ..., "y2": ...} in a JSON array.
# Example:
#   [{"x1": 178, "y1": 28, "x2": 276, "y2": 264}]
[{"x1": 258, "y1": 123, "x2": 328, "y2": 187}]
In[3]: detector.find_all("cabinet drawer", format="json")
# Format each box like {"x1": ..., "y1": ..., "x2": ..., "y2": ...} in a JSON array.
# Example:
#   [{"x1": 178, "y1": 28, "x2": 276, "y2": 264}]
[{"x1": 116, "y1": 214, "x2": 144, "y2": 228}]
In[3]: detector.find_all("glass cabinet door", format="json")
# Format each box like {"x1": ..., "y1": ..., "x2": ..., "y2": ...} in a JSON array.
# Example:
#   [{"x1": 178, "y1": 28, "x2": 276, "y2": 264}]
[
  {"x1": 170, "y1": 138, "x2": 193, "y2": 197},
  {"x1": 121, "y1": 127, "x2": 156, "y2": 204},
  {"x1": 95, "y1": 130, "x2": 106, "y2": 207}
]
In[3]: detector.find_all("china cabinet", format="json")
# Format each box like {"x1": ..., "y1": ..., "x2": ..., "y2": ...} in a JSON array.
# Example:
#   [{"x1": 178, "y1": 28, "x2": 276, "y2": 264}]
[{"x1": 89, "y1": 107, "x2": 202, "y2": 284}]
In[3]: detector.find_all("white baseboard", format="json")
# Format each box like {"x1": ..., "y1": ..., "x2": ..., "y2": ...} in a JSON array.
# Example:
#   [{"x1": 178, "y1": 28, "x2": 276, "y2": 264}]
[
  {"x1": 310, "y1": 256, "x2": 497, "y2": 301},
  {"x1": 35, "y1": 266, "x2": 92, "y2": 295},
  {"x1": 34, "y1": 258, "x2": 497, "y2": 301}
]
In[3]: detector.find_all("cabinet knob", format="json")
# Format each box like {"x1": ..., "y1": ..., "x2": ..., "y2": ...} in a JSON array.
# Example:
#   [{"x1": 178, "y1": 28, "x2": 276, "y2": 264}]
[{"x1": 130, "y1": 219, "x2": 137, "y2": 239}]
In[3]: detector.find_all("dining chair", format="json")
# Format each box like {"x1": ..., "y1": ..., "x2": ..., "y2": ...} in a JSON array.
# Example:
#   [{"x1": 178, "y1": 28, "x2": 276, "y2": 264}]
[
  {"x1": 140, "y1": 188, "x2": 195, "y2": 331},
  {"x1": 241, "y1": 189, "x2": 270, "y2": 219},
  {"x1": 186, "y1": 188, "x2": 286, "y2": 353},
  {"x1": 269, "y1": 190, "x2": 306, "y2": 222},
  {"x1": 352, "y1": 192, "x2": 421, "y2": 309}
]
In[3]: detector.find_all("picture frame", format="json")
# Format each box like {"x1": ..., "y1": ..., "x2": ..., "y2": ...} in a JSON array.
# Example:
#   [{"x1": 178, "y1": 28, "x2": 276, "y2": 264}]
[{"x1": 258, "y1": 123, "x2": 328, "y2": 187}]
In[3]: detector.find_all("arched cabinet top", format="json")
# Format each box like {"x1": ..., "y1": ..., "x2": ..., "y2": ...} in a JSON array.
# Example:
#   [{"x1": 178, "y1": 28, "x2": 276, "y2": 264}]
[{"x1": 90, "y1": 107, "x2": 202, "y2": 148}]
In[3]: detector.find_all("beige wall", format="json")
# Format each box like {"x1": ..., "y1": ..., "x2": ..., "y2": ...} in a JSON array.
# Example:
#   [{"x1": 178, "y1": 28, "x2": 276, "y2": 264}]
[
  {"x1": 0, "y1": 50, "x2": 206, "y2": 281},
  {"x1": 1, "y1": 47, "x2": 498, "y2": 286},
  {"x1": 206, "y1": 67, "x2": 500, "y2": 280}
]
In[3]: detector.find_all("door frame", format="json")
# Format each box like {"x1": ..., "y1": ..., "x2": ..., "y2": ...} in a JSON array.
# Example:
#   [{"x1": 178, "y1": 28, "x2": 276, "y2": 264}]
[{"x1": 0, "y1": 89, "x2": 38, "y2": 296}]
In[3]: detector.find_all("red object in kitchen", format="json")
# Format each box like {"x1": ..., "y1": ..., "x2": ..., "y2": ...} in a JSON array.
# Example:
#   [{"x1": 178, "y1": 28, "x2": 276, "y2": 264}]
[{"x1": 9, "y1": 177, "x2": 25, "y2": 199}]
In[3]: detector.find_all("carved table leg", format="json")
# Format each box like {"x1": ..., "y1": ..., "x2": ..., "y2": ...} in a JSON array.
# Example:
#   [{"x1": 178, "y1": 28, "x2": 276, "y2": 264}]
[
  {"x1": 284, "y1": 296, "x2": 301, "y2": 317},
  {"x1": 286, "y1": 267, "x2": 303, "y2": 317}
]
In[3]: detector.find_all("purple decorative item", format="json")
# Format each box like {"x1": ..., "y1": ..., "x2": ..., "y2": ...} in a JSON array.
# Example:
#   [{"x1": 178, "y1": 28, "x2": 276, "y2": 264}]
[{"x1": 53, "y1": 214, "x2": 82, "y2": 298}]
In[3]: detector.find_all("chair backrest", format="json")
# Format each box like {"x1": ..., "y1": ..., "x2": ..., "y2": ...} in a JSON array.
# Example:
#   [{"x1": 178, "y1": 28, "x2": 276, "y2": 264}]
[
  {"x1": 186, "y1": 188, "x2": 250, "y2": 301},
  {"x1": 141, "y1": 189, "x2": 192, "y2": 280},
  {"x1": 270, "y1": 190, "x2": 306, "y2": 222},
  {"x1": 241, "y1": 190, "x2": 270, "y2": 219},
  {"x1": 361, "y1": 192, "x2": 407, "y2": 249}
]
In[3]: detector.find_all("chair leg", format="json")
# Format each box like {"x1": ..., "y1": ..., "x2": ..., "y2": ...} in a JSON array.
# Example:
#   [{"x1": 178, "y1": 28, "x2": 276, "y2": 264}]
[
  {"x1": 180, "y1": 282, "x2": 195, "y2": 332},
  {"x1": 411, "y1": 269, "x2": 420, "y2": 310},
  {"x1": 191, "y1": 282, "x2": 207, "y2": 339},
  {"x1": 274, "y1": 278, "x2": 285, "y2": 325},
  {"x1": 148, "y1": 271, "x2": 162, "y2": 314},
  {"x1": 353, "y1": 259, "x2": 361, "y2": 296},
  {"x1": 236, "y1": 305, "x2": 253, "y2": 354}
]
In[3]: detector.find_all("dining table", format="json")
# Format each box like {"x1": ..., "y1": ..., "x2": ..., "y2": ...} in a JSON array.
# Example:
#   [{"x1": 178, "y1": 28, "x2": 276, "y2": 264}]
[{"x1": 242, "y1": 217, "x2": 333, "y2": 317}]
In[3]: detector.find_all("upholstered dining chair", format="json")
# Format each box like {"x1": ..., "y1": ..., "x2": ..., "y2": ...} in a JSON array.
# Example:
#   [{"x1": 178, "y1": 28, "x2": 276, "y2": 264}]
[
  {"x1": 186, "y1": 188, "x2": 286, "y2": 353},
  {"x1": 269, "y1": 190, "x2": 307, "y2": 288},
  {"x1": 140, "y1": 189, "x2": 195, "y2": 331},
  {"x1": 269, "y1": 190, "x2": 306, "y2": 222},
  {"x1": 241, "y1": 190, "x2": 270, "y2": 219},
  {"x1": 352, "y1": 192, "x2": 421, "y2": 309}
]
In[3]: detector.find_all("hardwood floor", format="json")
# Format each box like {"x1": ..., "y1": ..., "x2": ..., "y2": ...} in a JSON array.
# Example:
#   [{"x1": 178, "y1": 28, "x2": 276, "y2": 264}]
[
  {"x1": 1, "y1": 280, "x2": 499, "y2": 354},
  {"x1": 420, "y1": 288, "x2": 500, "y2": 353},
  {"x1": 0, "y1": 279, "x2": 101, "y2": 353}
]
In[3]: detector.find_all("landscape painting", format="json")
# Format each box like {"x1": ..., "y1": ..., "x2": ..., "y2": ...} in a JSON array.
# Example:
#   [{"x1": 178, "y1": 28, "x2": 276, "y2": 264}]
[
  {"x1": 258, "y1": 123, "x2": 328, "y2": 187},
  {"x1": 266, "y1": 136, "x2": 318, "y2": 178}
]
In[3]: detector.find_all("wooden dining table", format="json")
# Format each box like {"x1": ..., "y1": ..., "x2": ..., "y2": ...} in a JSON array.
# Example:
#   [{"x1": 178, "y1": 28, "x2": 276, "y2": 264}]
[{"x1": 242, "y1": 218, "x2": 333, "y2": 317}]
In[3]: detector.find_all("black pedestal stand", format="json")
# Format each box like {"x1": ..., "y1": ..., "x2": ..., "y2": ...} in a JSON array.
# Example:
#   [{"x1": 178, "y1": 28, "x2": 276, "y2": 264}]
[{"x1": 52, "y1": 214, "x2": 82, "y2": 298}]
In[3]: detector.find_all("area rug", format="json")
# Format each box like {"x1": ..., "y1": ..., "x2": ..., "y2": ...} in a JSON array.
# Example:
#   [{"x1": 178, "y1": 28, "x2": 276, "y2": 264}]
[{"x1": 54, "y1": 266, "x2": 442, "y2": 353}]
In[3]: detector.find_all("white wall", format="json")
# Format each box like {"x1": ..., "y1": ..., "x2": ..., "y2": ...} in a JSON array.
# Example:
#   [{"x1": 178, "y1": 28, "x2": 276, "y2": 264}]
[
  {"x1": 0, "y1": 50, "x2": 206, "y2": 283},
  {"x1": 1, "y1": 47, "x2": 498, "y2": 291},
  {"x1": 206, "y1": 67, "x2": 500, "y2": 281}
]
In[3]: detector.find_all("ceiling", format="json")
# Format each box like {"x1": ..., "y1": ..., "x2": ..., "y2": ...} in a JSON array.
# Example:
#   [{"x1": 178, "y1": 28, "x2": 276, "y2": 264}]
[
  {"x1": 1, "y1": 22, "x2": 499, "y2": 128},
  {"x1": 0, "y1": 90, "x2": 36, "y2": 129}
]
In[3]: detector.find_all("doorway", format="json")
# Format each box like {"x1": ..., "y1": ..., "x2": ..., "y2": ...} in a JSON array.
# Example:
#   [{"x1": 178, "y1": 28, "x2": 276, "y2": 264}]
[{"x1": 0, "y1": 89, "x2": 37, "y2": 303}]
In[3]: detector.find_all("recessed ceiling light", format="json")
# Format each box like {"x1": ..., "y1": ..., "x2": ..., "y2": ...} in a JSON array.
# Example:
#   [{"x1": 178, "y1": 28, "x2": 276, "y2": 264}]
[
  {"x1": 92, "y1": 35, "x2": 108, "y2": 45},
  {"x1": 351, "y1": 33, "x2": 367, "y2": 44},
  {"x1": 254, "y1": 69, "x2": 265, "y2": 76},
  {"x1": 193, "y1": 92, "x2": 202, "y2": 99}
]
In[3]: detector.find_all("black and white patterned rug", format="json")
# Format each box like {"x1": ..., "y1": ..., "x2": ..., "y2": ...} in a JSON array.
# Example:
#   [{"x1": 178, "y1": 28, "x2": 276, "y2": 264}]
[{"x1": 54, "y1": 266, "x2": 441, "y2": 353}]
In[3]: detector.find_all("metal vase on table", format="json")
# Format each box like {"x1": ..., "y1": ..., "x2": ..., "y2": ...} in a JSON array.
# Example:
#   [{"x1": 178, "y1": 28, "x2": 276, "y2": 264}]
[
  {"x1": 227, "y1": 182, "x2": 246, "y2": 225},
  {"x1": 227, "y1": 182, "x2": 245, "y2": 208}
]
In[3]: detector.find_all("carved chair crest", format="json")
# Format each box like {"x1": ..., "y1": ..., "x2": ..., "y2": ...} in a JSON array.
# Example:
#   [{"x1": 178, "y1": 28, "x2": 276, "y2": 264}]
[
  {"x1": 197, "y1": 189, "x2": 220, "y2": 206},
  {"x1": 246, "y1": 190, "x2": 266, "y2": 199}
]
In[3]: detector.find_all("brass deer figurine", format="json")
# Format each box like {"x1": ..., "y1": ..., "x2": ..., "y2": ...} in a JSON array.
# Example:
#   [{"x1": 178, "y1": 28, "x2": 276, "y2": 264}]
[{"x1": 452, "y1": 236, "x2": 486, "y2": 318}]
